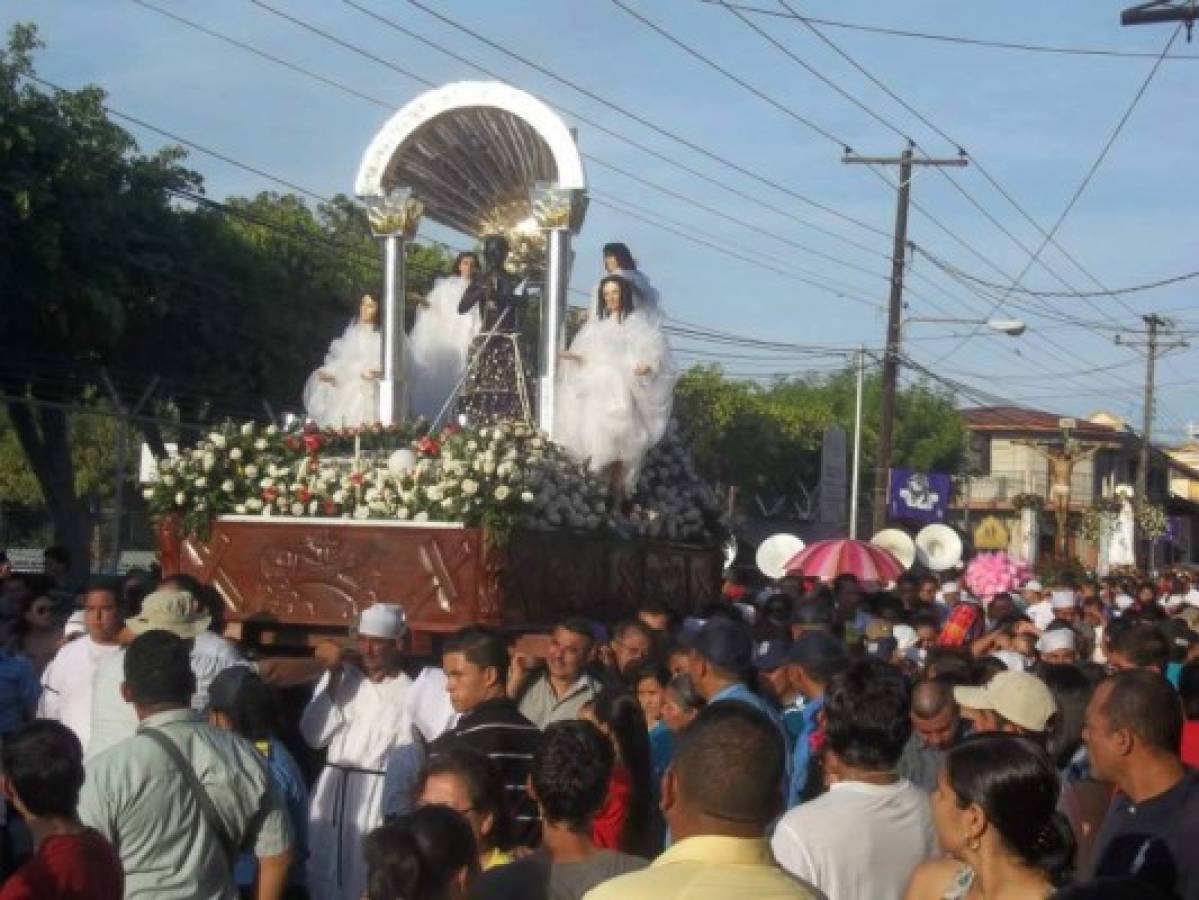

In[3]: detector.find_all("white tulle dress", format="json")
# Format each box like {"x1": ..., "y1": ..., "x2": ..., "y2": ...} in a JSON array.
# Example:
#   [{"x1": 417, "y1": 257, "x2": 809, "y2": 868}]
[
  {"x1": 408, "y1": 275, "x2": 480, "y2": 420},
  {"x1": 302, "y1": 322, "x2": 381, "y2": 428},
  {"x1": 555, "y1": 309, "x2": 678, "y2": 488},
  {"x1": 592, "y1": 268, "x2": 664, "y2": 323}
]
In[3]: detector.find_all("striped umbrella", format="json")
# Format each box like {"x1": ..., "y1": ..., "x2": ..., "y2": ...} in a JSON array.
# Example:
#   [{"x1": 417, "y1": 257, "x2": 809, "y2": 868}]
[{"x1": 783, "y1": 538, "x2": 906, "y2": 584}]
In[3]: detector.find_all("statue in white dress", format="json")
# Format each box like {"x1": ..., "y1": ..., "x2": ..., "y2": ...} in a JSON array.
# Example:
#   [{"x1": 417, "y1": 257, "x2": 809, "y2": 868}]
[
  {"x1": 556, "y1": 274, "x2": 678, "y2": 501},
  {"x1": 407, "y1": 252, "x2": 481, "y2": 421},
  {"x1": 302, "y1": 294, "x2": 382, "y2": 428}
]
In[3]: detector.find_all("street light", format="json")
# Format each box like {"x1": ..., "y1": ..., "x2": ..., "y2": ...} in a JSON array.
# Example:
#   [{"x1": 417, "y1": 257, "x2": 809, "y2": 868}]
[{"x1": 870, "y1": 314, "x2": 1027, "y2": 532}]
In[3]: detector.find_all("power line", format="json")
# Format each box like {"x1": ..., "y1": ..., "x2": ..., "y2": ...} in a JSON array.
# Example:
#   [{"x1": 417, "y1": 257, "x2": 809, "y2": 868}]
[
  {"x1": 910, "y1": 242, "x2": 1199, "y2": 299},
  {"x1": 700, "y1": 1, "x2": 1199, "y2": 60},
  {"x1": 934, "y1": 24, "x2": 1184, "y2": 363}
]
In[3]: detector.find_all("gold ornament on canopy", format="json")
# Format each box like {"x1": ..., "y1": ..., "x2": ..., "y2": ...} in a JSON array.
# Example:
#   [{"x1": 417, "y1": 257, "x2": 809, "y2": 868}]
[
  {"x1": 477, "y1": 198, "x2": 545, "y2": 278},
  {"x1": 362, "y1": 187, "x2": 425, "y2": 240}
]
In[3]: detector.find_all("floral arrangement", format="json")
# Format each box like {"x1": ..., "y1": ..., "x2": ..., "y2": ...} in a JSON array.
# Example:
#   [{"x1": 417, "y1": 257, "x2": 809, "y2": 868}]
[
  {"x1": 1076, "y1": 497, "x2": 1125, "y2": 543},
  {"x1": 1010, "y1": 492, "x2": 1045, "y2": 512},
  {"x1": 144, "y1": 418, "x2": 723, "y2": 546},
  {"x1": 964, "y1": 551, "x2": 1030, "y2": 601},
  {"x1": 1136, "y1": 501, "x2": 1168, "y2": 541}
]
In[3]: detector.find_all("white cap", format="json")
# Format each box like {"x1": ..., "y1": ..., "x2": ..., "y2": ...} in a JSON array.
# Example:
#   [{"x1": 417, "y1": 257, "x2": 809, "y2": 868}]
[
  {"x1": 1050, "y1": 590, "x2": 1076, "y2": 610},
  {"x1": 1114, "y1": 594, "x2": 1135, "y2": 611},
  {"x1": 1037, "y1": 628, "x2": 1077, "y2": 654},
  {"x1": 64, "y1": 610, "x2": 87, "y2": 640},
  {"x1": 1023, "y1": 579, "x2": 1043, "y2": 592},
  {"x1": 892, "y1": 623, "x2": 919, "y2": 652},
  {"x1": 1186, "y1": 588, "x2": 1199, "y2": 608},
  {"x1": 358, "y1": 603, "x2": 407, "y2": 640},
  {"x1": 941, "y1": 581, "x2": 960, "y2": 594}
]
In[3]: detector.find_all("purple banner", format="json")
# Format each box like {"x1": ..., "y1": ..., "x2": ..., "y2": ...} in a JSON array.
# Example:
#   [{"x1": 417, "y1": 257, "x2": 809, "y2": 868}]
[{"x1": 888, "y1": 469, "x2": 951, "y2": 523}]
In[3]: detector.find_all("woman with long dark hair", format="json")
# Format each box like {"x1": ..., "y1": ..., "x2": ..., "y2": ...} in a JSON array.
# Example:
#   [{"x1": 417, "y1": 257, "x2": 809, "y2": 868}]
[
  {"x1": 303, "y1": 293, "x2": 382, "y2": 427},
  {"x1": 580, "y1": 688, "x2": 655, "y2": 859},
  {"x1": 595, "y1": 242, "x2": 662, "y2": 322},
  {"x1": 363, "y1": 805, "x2": 478, "y2": 900},
  {"x1": 904, "y1": 733, "x2": 1076, "y2": 900},
  {"x1": 555, "y1": 274, "x2": 677, "y2": 500}
]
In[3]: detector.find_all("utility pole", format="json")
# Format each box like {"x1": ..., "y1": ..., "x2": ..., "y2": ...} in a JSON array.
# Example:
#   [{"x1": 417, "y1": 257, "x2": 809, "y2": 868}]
[
  {"x1": 1115, "y1": 314, "x2": 1187, "y2": 561},
  {"x1": 849, "y1": 345, "x2": 866, "y2": 539},
  {"x1": 843, "y1": 142, "x2": 967, "y2": 533}
]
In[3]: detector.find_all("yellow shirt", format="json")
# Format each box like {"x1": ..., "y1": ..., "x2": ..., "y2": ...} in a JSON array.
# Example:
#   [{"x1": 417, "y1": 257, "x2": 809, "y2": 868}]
[{"x1": 582, "y1": 835, "x2": 823, "y2": 900}]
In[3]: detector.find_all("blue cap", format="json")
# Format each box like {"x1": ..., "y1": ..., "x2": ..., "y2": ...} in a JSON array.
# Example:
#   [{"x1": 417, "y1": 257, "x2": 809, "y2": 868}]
[
  {"x1": 690, "y1": 618, "x2": 754, "y2": 671},
  {"x1": 752, "y1": 638, "x2": 791, "y2": 671},
  {"x1": 788, "y1": 630, "x2": 848, "y2": 668}
]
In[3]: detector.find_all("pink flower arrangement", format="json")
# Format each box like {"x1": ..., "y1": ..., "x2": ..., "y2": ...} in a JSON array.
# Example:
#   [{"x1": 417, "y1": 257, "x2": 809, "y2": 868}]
[{"x1": 964, "y1": 551, "x2": 1030, "y2": 602}]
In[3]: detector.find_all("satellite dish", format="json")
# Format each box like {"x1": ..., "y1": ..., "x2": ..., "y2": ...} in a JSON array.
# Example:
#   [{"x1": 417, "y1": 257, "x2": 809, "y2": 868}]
[
  {"x1": 871, "y1": 529, "x2": 916, "y2": 570},
  {"x1": 755, "y1": 534, "x2": 805, "y2": 580},
  {"x1": 915, "y1": 524, "x2": 963, "y2": 572}
]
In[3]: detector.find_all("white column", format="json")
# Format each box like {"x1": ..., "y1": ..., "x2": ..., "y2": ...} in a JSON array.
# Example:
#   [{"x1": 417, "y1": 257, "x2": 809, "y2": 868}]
[
  {"x1": 538, "y1": 228, "x2": 570, "y2": 437},
  {"x1": 378, "y1": 234, "x2": 408, "y2": 426}
]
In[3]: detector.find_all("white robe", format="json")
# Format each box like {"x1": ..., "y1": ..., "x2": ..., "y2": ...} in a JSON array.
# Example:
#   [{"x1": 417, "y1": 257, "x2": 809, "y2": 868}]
[
  {"x1": 37, "y1": 636, "x2": 122, "y2": 753},
  {"x1": 302, "y1": 322, "x2": 381, "y2": 428},
  {"x1": 555, "y1": 309, "x2": 678, "y2": 488},
  {"x1": 408, "y1": 275, "x2": 480, "y2": 421},
  {"x1": 301, "y1": 665, "x2": 414, "y2": 900}
]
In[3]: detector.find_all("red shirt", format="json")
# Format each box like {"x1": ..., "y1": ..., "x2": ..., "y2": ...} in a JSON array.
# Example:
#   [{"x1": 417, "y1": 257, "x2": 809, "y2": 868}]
[
  {"x1": 591, "y1": 763, "x2": 632, "y2": 851},
  {"x1": 0, "y1": 829, "x2": 122, "y2": 900},
  {"x1": 1182, "y1": 720, "x2": 1199, "y2": 769}
]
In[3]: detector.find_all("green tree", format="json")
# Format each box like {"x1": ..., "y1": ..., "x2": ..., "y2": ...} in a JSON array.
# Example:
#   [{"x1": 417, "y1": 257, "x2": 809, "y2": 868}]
[{"x1": 674, "y1": 364, "x2": 966, "y2": 511}]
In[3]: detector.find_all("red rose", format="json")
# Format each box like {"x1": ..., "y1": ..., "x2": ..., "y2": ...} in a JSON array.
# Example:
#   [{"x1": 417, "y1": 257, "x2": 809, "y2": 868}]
[
  {"x1": 322, "y1": 500, "x2": 338, "y2": 516},
  {"x1": 417, "y1": 436, "x2": 441, "y2": 457},
  {"x1": 302, "y1": 433, "x2": 323, "y2": 454},
  {"x1": 296, "y1": 487, "x2": 312, "y2": 504},
  {"x1": 285, "y1": 435, "x2": 302, "y2": 451},
  {"x1": 349, "y1": 472, "x2": 365, "y2": 486},
  {"x1": 262, "y1": 487, "x2": 279, "y2": 503}
]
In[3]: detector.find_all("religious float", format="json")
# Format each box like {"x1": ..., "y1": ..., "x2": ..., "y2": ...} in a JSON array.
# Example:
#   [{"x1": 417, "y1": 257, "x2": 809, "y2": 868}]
[{"x1": 150, "y1": 82, "x2": 724, "y2": 651}]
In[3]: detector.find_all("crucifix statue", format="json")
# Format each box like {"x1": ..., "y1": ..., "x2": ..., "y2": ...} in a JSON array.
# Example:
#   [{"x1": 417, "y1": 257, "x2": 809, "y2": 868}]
[{"x1": 1015, "y1": 437, "x2": 1111, "y2": 560}]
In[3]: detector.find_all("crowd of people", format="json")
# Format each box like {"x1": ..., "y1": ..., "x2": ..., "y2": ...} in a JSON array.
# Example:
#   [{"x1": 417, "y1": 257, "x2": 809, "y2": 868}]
[{"x1": 2, "y1": 548, "x2": 1199, "y2": 899}]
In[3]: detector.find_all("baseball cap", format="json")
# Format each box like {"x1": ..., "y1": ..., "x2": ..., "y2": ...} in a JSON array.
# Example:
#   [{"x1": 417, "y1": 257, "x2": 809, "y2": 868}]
[
  {"x1": 789, "y1": 630, "x2": 848, "y2": 668},
  {"x1": 752, "y1": 638, "x2": 790, "y2": 671},
  {"x1": 690, "y1": 618, "x2": 754, "y2": 671},
  {"x1": 954, "y1": 671, "x2": 1057, "y2": 733},
  {"x1": 1023, "y1": 579, "x2": 1043, "y2": 592}
]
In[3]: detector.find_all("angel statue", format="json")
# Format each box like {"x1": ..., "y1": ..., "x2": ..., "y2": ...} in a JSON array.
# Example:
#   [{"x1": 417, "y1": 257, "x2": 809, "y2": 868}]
[
  {"x1": 556, "y1": 274, "x2": 678, "y2": 502},
  {"x1": 407, "y1": 251, "x2": 482, "y2": 420},
  {"x1": 591, "y1": 242, "x2": 663, "y2": 323},
  {"x1": 302, "y1": 293, "x2": 382, "y2": 428}
]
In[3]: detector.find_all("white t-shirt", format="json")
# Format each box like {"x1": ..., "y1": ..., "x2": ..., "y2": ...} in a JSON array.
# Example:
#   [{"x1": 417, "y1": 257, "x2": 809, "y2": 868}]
[
  {"x1": 87, "y1": 631, "x2": 246, "y2": 759},
  {"x1": 771, "y1": 778, "x2": 937, "y2": 900},
  {"x1": 37, "y1": 636, "x2": 122, "y2": 752},
  {"x1": 1025, "y1": 599, "x2": 1055, "y2": 632}
]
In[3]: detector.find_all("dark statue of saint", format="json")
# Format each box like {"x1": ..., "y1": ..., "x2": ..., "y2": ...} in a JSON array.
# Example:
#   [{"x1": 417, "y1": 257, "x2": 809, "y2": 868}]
[{"x1": 455, "y1": 235, "x2": 534, "y2": 424}]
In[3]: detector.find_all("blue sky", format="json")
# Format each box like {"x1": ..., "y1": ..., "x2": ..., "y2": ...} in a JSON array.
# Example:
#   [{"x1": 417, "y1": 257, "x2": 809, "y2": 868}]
[{"x1": 7, "y1": 1, "x2": 1198, "y2": 442}]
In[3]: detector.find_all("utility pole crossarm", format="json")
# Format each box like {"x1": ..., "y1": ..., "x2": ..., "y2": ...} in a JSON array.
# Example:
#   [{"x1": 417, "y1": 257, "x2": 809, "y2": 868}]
[{"x1": 842, "y1": 154, "x2": 969, "y2": 167}]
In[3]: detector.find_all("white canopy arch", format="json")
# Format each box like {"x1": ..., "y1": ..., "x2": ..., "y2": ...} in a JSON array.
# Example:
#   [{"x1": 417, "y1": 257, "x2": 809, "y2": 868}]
[{"x1": 354, "y1": 80, "x2": 586, "y2": 237}]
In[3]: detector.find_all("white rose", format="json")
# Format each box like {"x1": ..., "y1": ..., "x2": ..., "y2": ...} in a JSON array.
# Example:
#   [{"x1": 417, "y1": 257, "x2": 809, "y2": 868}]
[
  {"x1": 174, "y1": 492, "x2": 186, "y2": 506},
  {"x1": 497, "y1": 461, "x2": 513, "y2": 478},
  {"x1": 210, "y1": 433, "x2": 227, "y2": 449},
  {"x1": 202, "y1": 452, "x2": 216, "y2": 472},
  {"x1": 494, "y1": 485, "x2": 511, "y2": 501},
  {"x1": 461, "y1": 479, "x2": 479, "y2": 496},
  {"x1": 467, "y1": 440, "x2": 479, "y2": 452},
  {"x1": 221, "y1": 480, "x2": 235, "y2": 493},
  {"x1": 425, "y1": 486, "x2": 443, "y2": 502},
  {"x1": 353, "y1": 505, "x2": 370, "y2": 520},
  {"x1": 483, "y1": 461, "x2": 496, "y2": 476},
  {"x1": 414, "y1": 511, "x2": 429, "y2": 523},
  {"x1": 260, "y1": 478, "x2": 274, "y2": 489},
  {"x1": 246, "y1": 498, "x2": 263, "y2": 512},
  {"x1": 266, "y1": 425, "x2": 279, "y2": 436},
  {"x1": 254, "y1": 438, "x2": 268, "y2": 451},
  {"x1": 234, "y1": 504, "x2": 247, "y2": 514},
  {"x1": 244, "y1": 465, "x2": 259, "y2": 479},
  {"x1": 241, "y1": 422, "x2": 255, "y2": 437},
  {"x1": 195, "y1": 499, "x2": 207, "y2": 511},
  {"x1": 193, "y1": 476, "x2": 207, "y2": 489},
  {"x1": 309, "y1": 500, "x2": 320, "y2": 516},
  {"x1": 229, "y1": 447, "x2": 243, "y2": 461},
  {"x1": 162, "y1": 474, "x2": 176, "y2": 487},
  {"x1": 441, "y1": 497, "x2": 454, "y2": 509},
  {"x1": 521, "y1": 491, "x2": 534, "y2": 503},
  {"x1": 397, "y1": 507, "x2": 410, "y2": 520},
  {"x1": 333, "y1": 489, "x2": 347, "y2": 504},
  {"x1": 142, "y1": 487, "x2": 156, "y2": 501},
  {"x1": 276, "y1": 496, "x2": 288, "y2": 510},
  {"x1": 291, "y1": 502, "x2": 305, "y2": 516}
]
